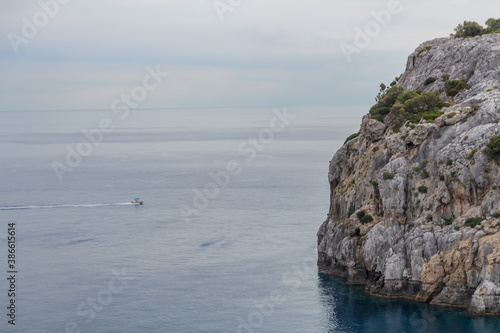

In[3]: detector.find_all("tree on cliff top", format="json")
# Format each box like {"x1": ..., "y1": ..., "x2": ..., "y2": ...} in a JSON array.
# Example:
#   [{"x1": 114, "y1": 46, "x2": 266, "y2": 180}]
[
  {"x1": 453, "y1": 21, "x2": 484, "y2": 38},
  {"x1": 486, "y1": 18, "x2": 500, "y2": 29},
  {"x1": 485, "y1": 18, "x2": 500, "y2": 33},
  {"x1": 452, "y1": 18, "x2": 500, "y2": 38}
]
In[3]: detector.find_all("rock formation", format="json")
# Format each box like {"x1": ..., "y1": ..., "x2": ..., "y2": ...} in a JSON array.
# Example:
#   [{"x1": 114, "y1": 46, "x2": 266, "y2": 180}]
[{"x1": 317, "y1": 33, "x2": 500, "y2": 315}]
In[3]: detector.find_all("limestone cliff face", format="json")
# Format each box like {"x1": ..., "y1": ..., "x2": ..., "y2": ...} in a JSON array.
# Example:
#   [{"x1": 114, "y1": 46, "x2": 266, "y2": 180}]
[{"x1": 317, "y1": 34, "x2": 500, "y2": 315}]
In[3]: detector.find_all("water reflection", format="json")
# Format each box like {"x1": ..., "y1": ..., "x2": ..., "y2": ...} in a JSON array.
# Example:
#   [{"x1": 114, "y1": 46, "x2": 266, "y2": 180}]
[{"x1": 317, "y1": 269, "x2": 500, "y2": 333}]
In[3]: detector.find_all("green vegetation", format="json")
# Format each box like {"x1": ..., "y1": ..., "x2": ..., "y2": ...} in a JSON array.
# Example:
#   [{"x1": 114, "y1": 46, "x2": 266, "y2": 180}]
[
  {"x1": 370, "y1": 180, "x2": 378, "y2": 187},
  {"x1": 452, "y1": 18, "x2": 500, "y2": 38},
  {"x1": 453, "y1": 21, "x2": 484, "y2": 38},
  {"x1": 446, "y1": 80, "x2": 470, "y2": 97},
  {"x1": 493, "y1": 212, "x2": 500, "y2": 218},
  {"x1": 446, "y1": 158, "x2": 454, "y2": 166},
  {"x1": 413, "y1": 162, "x2": 430, "y2": 178},
  {"x1": 361, "y1": 215, "x2": 374, "y2": 224},
  {"x1": 390, "y1": 76, "x2": 400, "y2": 87},
  {"x1": 466, "y1": 149, "x2": 478, "y2": 160},
  {"x1": 485, "y1": 18, "x2": 500, "y2": 31},
  {"x1": 344, "y1": 132, "x2": 360, "y2": 144},
  {"x1": 417, "y1": 46, "x2": 433, "y2": 56},
  {"x1": 441, "y1": 73, "x2": 469, "y2": 98},
  {"x1": 370, "y1": 85, "x2": 404, "y2": 122},
  {"x1": 451, "y1": 172, "x2": 458, "y2": 182},
  {"x1": 369, "y1": 85, "x2": 448, "y2": 128},
  {"x1": 421, "y1": 169, "x2": 430, "y2": 179},
  {"x1": 357, "y1": 211, "x2": 374, "y2": 224},
  {"x1": 444, "y1": 215, "x2": 454, "y2": 225},
  {"x1": 383, "y1": 172, "x2": 395, "y2": 180},
  {"x1": 464, "y1": 217, "x2": 484, "y2": 228},
  {"x1": 484, "y1": 136, "x2": 500, "y2": 162},
  {"x1": 424, "y1": 77, "x2": 437, "y2": 86},
  {"x1": 418, "y1": 186, "x2": 428, "y2": 194},
  {"x1": 409, "y1": 108, "x2": 444, "y2": 123},
  {"x1": 439, "y1": 174, "x2": 445, "y2": 181},
  {"x1": 454, "y1": 226, "x2": 461, "y2": 231}
]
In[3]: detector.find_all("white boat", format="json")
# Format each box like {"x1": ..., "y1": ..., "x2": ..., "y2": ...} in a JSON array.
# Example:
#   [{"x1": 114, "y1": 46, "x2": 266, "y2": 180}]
[{"x1": 131, "y1": 198, "x2": 143, "y2": 205}]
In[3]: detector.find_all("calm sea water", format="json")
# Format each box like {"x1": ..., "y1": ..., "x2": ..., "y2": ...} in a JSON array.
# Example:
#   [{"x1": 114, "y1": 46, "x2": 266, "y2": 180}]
[{"x1": 1, "y1": 107, "x2": 500, "y2": 333}]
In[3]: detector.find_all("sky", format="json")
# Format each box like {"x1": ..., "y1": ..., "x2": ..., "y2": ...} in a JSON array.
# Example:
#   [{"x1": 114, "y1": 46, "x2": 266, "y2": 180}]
[{"x1": 0, "y1": 0, "x2": 498, "y2": 112}]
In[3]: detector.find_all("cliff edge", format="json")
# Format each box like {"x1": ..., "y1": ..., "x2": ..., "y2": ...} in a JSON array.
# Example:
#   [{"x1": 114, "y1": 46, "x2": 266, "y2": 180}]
[{"x1": 317, "y1": 33, "x2": 500, "y2": 315}]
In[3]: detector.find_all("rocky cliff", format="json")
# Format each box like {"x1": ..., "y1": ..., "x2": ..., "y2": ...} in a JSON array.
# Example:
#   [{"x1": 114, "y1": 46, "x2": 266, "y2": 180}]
[{"x1": 317, "y1": 33, "x2": 500, "y2": 315}]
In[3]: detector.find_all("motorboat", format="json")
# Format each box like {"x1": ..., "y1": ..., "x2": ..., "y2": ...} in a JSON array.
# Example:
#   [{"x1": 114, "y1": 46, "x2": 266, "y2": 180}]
[{"x1": 131, "y1": 198, "x2": 143, "y2": 205}]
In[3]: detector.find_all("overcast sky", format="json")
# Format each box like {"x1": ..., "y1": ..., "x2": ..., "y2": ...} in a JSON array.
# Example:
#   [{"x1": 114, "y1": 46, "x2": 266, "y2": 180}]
[{"x1": 0, "y1": 0, "x2": 497, "y2": 112}]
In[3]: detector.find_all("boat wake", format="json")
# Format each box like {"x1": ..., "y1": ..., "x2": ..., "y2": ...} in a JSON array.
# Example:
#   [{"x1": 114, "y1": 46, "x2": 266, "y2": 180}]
[{"x1": 0, "y1": 202, "x2": 134, "y2": 211}]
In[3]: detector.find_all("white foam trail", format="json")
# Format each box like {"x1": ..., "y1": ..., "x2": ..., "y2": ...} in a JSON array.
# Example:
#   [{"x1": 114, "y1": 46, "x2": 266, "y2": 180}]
[{"x1": 0, "y1": 202, "x2": 134, "y2": 210}]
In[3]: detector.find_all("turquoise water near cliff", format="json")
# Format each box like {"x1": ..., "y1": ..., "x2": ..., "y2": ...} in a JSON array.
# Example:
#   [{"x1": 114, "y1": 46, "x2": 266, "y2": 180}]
[{"x1": 1, "y1": 107, "x2": 500, "y2": 333}]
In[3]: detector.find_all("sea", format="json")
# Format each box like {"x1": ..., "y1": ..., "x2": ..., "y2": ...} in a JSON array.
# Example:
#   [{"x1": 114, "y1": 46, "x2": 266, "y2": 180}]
[{"x1": 1, "y1": 107, "x2": 500, "y2": 333}]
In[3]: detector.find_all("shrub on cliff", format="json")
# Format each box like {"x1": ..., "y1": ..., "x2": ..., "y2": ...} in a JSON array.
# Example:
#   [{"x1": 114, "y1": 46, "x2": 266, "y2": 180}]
[
  {"x1": 424, "y1": 77, "x2": 437, "y2": 86},
  {"x1": 485, "y1": 136, "x2": 500, "y2": 162},
  {"x1": 369, "y1": 85, "x2": 404, "y2": 122},
  {"x1": 344, "y1": 132, "x2": 360, "y2": 144},
  {"x1": 368, "y1": 70, "x2": 467, "y2": 128},
  {"x1": 417, "y1": 46, "x2": 433, "y2": 56},
  {"x1": 357, "y1": 211, "x2": 374, "y2": 224},
  {"x1": 370, "y1": 86, "x2": 445, "y2": 129},
  {"x1": 404, "y1": 92, "x2": 440, "y2": 114},
  {"x1": 383, "y1": 172, "x2": 395, "y2": 180},
  {"x1": 418, "y1": 186, "x2": 428, "y2": 193},
  {"x1": 408, "y1": 108, "x2": 443, "y2": 124},
  {"x1": 446, "y1": 80, "x2": 470, "y2": 97},
  {"x1": 360, "y1": 215, "x2": 373, "y2": 224},
  {"x1": 464, "y1": 217, "x2": 484, "y2": 228}
]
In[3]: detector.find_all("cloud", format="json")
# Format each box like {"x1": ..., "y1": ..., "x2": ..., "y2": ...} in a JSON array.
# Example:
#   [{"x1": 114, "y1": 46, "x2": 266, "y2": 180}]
[{"x1": 0, "y1": 0, "x2": 498, "y2": 111}]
